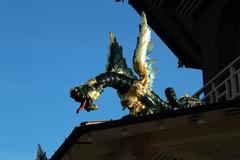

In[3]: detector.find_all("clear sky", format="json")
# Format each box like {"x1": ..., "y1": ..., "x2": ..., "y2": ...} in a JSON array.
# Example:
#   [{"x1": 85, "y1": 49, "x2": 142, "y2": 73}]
[{"x1": 0, "y1": 1, "x2": 203, "y2": 159}]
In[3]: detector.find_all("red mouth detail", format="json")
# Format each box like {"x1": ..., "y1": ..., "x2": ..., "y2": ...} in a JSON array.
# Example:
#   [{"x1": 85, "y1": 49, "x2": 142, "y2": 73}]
[{"x1": 76, "y1": 99, "x2": 87, "y2": 114}]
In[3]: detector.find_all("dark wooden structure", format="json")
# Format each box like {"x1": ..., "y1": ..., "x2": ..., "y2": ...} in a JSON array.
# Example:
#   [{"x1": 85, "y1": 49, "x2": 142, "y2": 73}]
[
  {"x1": 50, "y1": 99, "x2": 240, "y2": 160},
  {"x1": 129, "y1": 0, "x2": 240, "y2": 83}
]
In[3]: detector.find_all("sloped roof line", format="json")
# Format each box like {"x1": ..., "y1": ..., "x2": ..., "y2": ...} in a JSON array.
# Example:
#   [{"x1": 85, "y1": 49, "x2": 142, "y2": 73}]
[{"x1": 50, "y1": 99, "x2": 240, "y2": 160}]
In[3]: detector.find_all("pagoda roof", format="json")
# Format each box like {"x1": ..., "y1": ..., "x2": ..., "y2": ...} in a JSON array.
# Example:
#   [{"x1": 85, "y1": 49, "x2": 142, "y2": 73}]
[
  {"x1": 129, "y1": 0, "x2": 211, "y2": 69},
  {"x1": 50, "y1": 99, "x2": 240, "y2": 160}
]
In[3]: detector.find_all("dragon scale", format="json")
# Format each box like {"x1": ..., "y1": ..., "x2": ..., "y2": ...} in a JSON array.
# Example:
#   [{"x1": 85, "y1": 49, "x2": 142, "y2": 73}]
[{"x1": 70, "y1": 12, "x2": 201, "y2": 116}]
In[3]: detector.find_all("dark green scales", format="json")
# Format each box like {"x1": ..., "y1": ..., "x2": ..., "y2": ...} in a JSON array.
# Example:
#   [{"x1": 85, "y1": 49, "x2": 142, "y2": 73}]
[{"x1": 70, "y1": 12, "x2": 201, "y2": 117}]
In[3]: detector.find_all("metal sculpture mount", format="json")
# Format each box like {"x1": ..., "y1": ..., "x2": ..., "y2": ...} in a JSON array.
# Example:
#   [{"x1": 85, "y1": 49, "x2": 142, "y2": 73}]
[{"x1": 70, "y1": 12, "x2": 201, "y2": 117}]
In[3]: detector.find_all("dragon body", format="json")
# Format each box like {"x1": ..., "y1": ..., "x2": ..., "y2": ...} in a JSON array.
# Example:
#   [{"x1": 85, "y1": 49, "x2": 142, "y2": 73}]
[{"x1": 70, "y1": 12, "x2": 201, "y2": 116}]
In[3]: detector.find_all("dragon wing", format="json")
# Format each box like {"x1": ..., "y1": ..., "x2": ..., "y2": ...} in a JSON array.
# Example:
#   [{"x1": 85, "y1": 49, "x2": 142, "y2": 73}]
[
  {"x1": 106, "y1": 32, "x2": 136, "y2": 79},
  {"x1": 133, "y1": 12, "x2": 156, "y2": 92}
]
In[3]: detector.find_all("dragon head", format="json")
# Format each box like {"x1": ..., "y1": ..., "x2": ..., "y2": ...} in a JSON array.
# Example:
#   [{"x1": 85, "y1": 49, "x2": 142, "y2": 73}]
[{"x1": 70, "y1": 79, "x2": 101, "y2": 113}]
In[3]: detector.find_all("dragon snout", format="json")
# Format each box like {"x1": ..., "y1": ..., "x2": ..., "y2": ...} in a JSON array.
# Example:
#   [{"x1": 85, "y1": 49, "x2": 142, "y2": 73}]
[
  {"x1": 70, "y1": 87, "x2": 81, "y2": 101},
  {"x1": 70, "y1": 87, "x2": 93, "y2": 113}
]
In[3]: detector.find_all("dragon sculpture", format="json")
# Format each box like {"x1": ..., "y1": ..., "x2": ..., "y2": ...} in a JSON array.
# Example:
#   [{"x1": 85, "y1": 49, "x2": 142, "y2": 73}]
[{"x1": 70, "y1": 12, "x2": 201, "y2": 116}]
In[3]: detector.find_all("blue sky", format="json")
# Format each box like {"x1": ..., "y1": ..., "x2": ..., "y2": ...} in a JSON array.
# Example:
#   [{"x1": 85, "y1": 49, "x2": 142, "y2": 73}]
[{"x1": 0, "y1": 1, "x2": 202, "y2": 159}]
